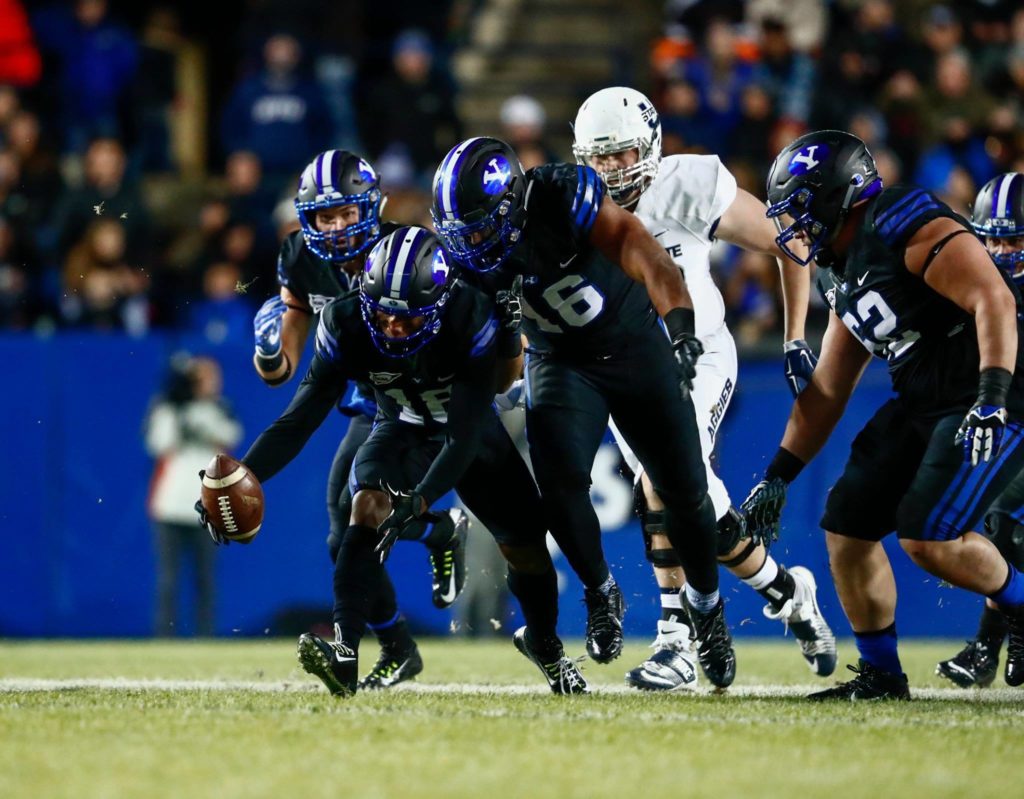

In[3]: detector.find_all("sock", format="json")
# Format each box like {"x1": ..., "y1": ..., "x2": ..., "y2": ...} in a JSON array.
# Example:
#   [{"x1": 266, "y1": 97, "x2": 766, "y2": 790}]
[
  {"x1": 976, "y1": 605, "x2": 1009, "y2": 650},
  {"x1": 744, "y1": 557, "x2": 796, "y2": 611},
  {"x1": 660, "y1": 586, "x2": 686, "y2": 624},
  {"x1": 684, "y1": 584, "x2": 720, "y2": 614},
  {"x1": 369, "y1": 614, "x2": 415, "y2": 652},
  {"x1": 508, "y1": 567, "x2": 560, "y2": 643},
  {"x1": 332, "y1": 524, "x2": 388, "y2": 648},
  {"x1": 989, "y1": 564, "x2": 1024, "y2": 610},
  {"x1": 417, "y1": 512, "x2": 453, "y2": 548},
  {"x1": 596, "y1": 573, "x2": 616, "y2": 596},
  {"x1": 854, "y1": 623, "x2": 903, "y2": 676}
]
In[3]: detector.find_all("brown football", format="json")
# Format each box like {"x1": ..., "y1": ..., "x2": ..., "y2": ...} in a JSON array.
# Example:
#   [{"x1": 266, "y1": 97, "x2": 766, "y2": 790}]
[{"x1": 200, "y1": 454, "x2": 264, "y2": 543}]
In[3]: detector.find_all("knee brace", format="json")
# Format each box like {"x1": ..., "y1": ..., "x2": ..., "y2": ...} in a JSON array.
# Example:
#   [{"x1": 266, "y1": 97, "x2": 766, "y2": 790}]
[
  {"x1": 715, "y1": 506, "x2": 747, "y2": 558},
  {"x1": 984, "y1": 511, "x2": 1024, "y2": 570},
  {"x1": 636, "y1": 482, "x2": 682, "y2": 568}
]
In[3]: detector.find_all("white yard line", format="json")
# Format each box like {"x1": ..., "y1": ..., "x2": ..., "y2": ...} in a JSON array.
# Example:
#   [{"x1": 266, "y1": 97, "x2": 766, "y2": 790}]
[{"x1": 0, "y1": 678, "x2": 1021, "y2": 703}]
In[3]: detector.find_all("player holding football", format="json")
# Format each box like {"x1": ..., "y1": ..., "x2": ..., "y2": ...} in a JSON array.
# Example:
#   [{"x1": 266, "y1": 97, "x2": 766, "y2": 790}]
[
  {"x1": 741, "y1": 132, "x2": 1024, "y2": 699},
  {"x1": 571, "y1": 87, "x2": 835, "y2": 691},
  {"x1": 936, "y1": 172, "x2": 1024, "y2": 689},
  {"x1": 432, "y1": 137, "x2": 737, "y2": 688},
  {"x1": 250, "y1": 150, "x2": 467, "y2": 688},
  {"x1": 229, "y1": 227, "x2": 585, "y2": 696}
]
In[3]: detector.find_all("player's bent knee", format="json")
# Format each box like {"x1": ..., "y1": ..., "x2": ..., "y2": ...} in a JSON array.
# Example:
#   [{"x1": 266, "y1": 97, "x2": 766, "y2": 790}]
[
  {"x1": 899, "y1": 538, "x2": 952, "y2": 573},
  {"x1": 649, "y1": 548, "x2": 681, "y2": 568},
  {"x1": 500, "y1": 543, "x2": 552, "y2": 573},
  {"x1": 715, "y1": 506, "x2": 747, "y2": 558},
  {"x1": 351, "y1": 489, "x2": 389, "y2": 528}
]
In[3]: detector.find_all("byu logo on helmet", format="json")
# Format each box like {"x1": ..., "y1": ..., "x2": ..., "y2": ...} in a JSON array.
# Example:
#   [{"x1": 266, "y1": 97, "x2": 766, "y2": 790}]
[
  {"x1": 357, "y1": 159, "x2": 377, "y2": 184},
  {"x1": 789, "y1": 144, "x2": 830, "y2": 175},
  {"x1": 482, "y1": 155, "x2": 511, "y2": 195},
  {"x1": 431, "y1": 247, "x2": 450, "y2": 285}
]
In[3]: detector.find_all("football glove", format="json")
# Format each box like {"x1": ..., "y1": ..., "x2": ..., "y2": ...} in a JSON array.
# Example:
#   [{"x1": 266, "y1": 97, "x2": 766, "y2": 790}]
[
  {"x1": 739, "y1": 476, "x2": 788, "y2": 546},
  {"x1": 671, "y1": 333, "x2": 703, "y2": 399},
  {"x1": 254, "y1": 296, "x2": 287, "y2": 358},
  {"x1": 195, "y1": 471, "x2": 228, "y2": 546},
  {"x1": 494, "y1": 274, "x2": 524, "y2": 333},
  {"x1": 783, "y1": 339, "x2": 818, "y2": 398},
  {"x1": 375, "y1": 484, "x2": 427, "y2": 563},
  {"x1": 956, "y1": 403, "x2": 1008, "y2": 467}
]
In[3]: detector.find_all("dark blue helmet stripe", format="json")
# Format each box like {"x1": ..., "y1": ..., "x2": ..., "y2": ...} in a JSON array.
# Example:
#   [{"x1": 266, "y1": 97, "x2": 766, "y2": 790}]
[
  {"x1": 314, "y1": 152, "x2": 326, "y2": 195},
  {"x1": 991, "y1": 174, "x2": 1008, "y2": 219}
]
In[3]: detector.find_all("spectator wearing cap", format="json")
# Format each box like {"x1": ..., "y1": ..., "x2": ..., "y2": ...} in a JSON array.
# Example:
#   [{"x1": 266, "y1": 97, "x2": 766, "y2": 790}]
[
  {"x1": 500, "y1": 95, "x2": 558, "y2": 169},
  {"x1": 359, "y1": 29, "x2": 463, "y2": 185}
]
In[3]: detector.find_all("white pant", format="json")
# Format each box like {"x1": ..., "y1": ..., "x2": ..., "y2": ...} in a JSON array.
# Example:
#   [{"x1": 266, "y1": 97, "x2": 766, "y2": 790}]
[{"x1": 610, "y1": 325, "x2": 737, "y2": 521}]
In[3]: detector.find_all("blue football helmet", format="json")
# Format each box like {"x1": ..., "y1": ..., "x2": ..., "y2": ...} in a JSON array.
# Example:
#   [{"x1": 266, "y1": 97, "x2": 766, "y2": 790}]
[
  {"x1": 360, "y1": 226, "x2": 452, "y2": 358},
  {"x1": 295, "y1": 149, "x2": 383, "y2": 262},
  {"x1": 765, "y1": 130, "x2": 883, "y2": 266},
  {"x1": 972, "y1": 173, "x2": 1024, "y2": 282},
  {"x1": 431, "y1": 137, "x2": 527, "y2": 273}
]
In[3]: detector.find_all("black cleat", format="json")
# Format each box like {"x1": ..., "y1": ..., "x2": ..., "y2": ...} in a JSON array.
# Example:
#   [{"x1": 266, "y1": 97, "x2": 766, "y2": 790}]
[
  {"x1": 513, "y1": 627, "x2": 589, "y2": 695},
  {"x1": 808, "y1": 659, "x2": 910, "y2": 701},
  {"x1": 429, "y1": 509, "x2": 469, "y2": 609},
  {"x1": 297, "y1": 632, "x2": 358, "y2": 697},
  {"x1": 936, "y1": 639, "x2": 998, "y2": 688},
  {"x1": 1005, "y1": 609, "x2": 1024, "y2": 687},
  {"x1": 358, "y1": 642, "x2": 424, "y2": 690},
  {"x1": 686, "y1": 599, "x2": 736, "y2": 689},
  {"x1": 583, "y1": 582, "x2": 626, "y2": 663}
]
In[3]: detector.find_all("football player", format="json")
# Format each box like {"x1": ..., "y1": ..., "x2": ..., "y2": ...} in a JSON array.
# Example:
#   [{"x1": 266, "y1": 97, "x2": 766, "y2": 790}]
[
  {"x1": 251, "y1": 151, "x2": 467, "y2": 689},
  {"x1": 432, "y1": 137, "x2": 737, "y2": 688},
  {"x1": 572, "y1": 87, "x2": 835, "y2": 691},
  {"x1": 741, "y1": 132, "x2": 1024, "y2": 699},
  {"x1": 936, "y1": 172, "x2": 1024, "y2": 689},
  {"x1": 223, "y1": 227, "x2": 585, "y2": 696}
]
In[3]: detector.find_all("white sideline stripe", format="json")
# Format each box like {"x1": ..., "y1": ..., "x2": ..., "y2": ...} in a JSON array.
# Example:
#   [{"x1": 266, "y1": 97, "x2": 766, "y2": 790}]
[
  {"x1": 1, "y1": 679, "x2": 1022, "y2": 703},
  {"x1": 201, "y1": 466, "x2": 246, "y2": 490}
]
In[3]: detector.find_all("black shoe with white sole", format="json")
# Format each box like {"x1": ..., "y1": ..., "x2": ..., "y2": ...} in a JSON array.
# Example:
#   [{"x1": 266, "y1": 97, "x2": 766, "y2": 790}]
[
  {"x1": 358, "y1": 642, "x2": 424, "y2": 690},
  {"x1": 429, "y1": 510, "x2": 469, "y2": 609},
  {"x1": 297, "y1": 632, "x2": 358, "y2": 697},
  {"x1": 513, "y1": 627, "x2": 589, "y2": 695}
]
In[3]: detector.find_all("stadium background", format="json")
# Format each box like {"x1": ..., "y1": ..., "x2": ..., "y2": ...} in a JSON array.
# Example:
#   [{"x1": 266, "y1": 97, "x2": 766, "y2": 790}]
[{"x1": 2, "y1": 0, "x2": 1023, "y2": 639}]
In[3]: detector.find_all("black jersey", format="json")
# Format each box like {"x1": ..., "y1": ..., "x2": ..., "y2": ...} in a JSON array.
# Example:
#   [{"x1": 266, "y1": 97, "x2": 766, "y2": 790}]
[
  {"x1": 242, "y1": 280, "x2": 500, "y2": 504},
  {"x1": 817, "y1": 184, "x2": 1024, "y2": 417},
  {"x1": 468, "y1": 163, "x2": 658, "y2": 358}
]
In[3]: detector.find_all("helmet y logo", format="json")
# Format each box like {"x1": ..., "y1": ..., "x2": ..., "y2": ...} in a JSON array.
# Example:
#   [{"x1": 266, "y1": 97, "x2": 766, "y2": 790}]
[
  {"x1": 482, "y1": 156, "x2": 511, "y2": 195},
  {"x1": 789, "y1": 144, "x2": 830, "y2": 175}
]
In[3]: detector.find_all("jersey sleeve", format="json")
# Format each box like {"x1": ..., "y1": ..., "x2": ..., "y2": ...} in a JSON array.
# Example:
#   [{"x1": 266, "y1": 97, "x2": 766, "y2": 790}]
[
  {"x1": 871, "y1": 186, "x2": 965, "y2": 250},
  {"x1": 527, "y1": 163, "x2": 606, "y2": 247},
  {"x1": 656, "y1": 155, "x2": 737, "y2": 237}
]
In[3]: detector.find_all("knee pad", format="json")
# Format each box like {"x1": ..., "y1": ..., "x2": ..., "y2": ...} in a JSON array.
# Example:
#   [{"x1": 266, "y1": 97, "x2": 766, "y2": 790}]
[
  {"x1": 635, "y1": 485, "x2": 680, "y2": 567},
  {"x1": 715, "y1": 506, "x2": 747, "y2": 557},
  {"x1": 984, "y1": 511, "x2": 1024, "y2": 569},
  {"x1": 649, "y1": 547, "x2": 682, "y2": 569}
]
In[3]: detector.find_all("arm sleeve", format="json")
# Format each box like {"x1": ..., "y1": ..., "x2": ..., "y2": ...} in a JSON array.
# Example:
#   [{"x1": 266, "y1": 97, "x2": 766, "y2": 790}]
[{"x1": 414, "y1": 346, "x2": 497, "y2": 506}]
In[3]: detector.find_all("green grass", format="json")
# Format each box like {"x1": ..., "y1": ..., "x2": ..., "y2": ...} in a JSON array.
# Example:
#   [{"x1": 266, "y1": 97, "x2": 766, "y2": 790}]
[{"x1": 1, "y1": 639, "x2": 1023, "y2": 799}]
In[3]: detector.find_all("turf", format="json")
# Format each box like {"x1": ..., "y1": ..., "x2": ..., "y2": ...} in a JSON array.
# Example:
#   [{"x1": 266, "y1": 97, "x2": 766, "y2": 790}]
[{"x1": 1, "y1": 639, "x2": 1022, "y2": 799}]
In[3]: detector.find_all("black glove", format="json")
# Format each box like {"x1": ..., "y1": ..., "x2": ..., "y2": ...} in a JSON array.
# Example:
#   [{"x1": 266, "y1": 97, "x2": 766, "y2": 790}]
[
  {"x1": 955, "y1": 367, "x2": 1013, "y2": 467},
  {"x1": 375, "y1": 483, "x2": 427, "y2": 563},
  {"x1": 783, "y1": 339, "x2": 818, "y2": 398},
  {"x1": 739, "y1": 476, "x2": 788, "y2": 546},
  {"x1": 195, "y1": 471, "x2": 228, "y2": 546},
  {"x1": 495, "y1": 274, "x2": 524, "y2": 333},
  {"x1": 664, "y1": 307, "x2": 703, "y2": 399}
]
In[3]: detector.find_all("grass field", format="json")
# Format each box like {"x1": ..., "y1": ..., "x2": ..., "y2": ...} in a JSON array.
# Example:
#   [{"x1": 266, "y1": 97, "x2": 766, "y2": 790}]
[{"x1": 1, "y1": 638, "x2": 1022, "y2": 799}]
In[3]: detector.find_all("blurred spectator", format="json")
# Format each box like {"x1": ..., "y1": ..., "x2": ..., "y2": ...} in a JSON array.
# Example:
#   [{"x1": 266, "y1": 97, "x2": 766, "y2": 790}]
[
  {"x1": 31, "y1": 0, "x2": 139, "y2": 154},
  {"x1": 359, "y1": 29, "x2": 462, "y2": 184},
  {"x1": 4, "y1": 109, "x2": 63, "y2": 251},
  {"x1": 745, "y1": 0, "x2": 826, "y2": 54},
  {"x1": 0, "y1": 0, "x2": 41, "y2": 86},
  {"x1": 222, "y1": 149, "x2": 278, "y2": 258},
  {"x1": 53, "y1": 136, "x2": 150, "y2": 262},
  {"x1": 220, "y1": 32, "x2": 333, "y2": 191},
  {"x1": 660, "y1": 77, "x2": 715, "y2": 154},
  {"x1": 500, "y1": 95, "x2": 557, "y2": 169},
  {"x1": 187, "y1": 261, "x2": 254, "y2": 345},
  {"x1": 727, "y1": 82, "x2": 777, "y2": 178},
  {"x1": 719, "y1": 248, "x2": 779, "y2": 346},
  {"x1": 62, "y1": 218, "x2": 149, "y2": 334},
  {"x1": 131, "y1": 6, "x2": 183, "y2": 173},
  {"x1": 751, "y1": 17, "x2": 816, "y2": 130},
  {"x1": 145, "y1": 354, "x2": 242, "y2": 637},
  {"x1": 0, "y1": 214, "x2": 40, "y2": 328}
]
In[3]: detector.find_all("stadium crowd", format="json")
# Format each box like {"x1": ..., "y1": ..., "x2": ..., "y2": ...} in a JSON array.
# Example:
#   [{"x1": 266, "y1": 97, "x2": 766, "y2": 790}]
[{"x1": 0, "y1": 0, "x2": 1021, "y2": 351}]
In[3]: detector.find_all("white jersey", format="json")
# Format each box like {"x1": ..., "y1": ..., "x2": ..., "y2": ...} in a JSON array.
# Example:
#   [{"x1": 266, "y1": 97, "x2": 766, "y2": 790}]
[{"x1": 635, "y1": 154, "x2": 737, "y2": 340}]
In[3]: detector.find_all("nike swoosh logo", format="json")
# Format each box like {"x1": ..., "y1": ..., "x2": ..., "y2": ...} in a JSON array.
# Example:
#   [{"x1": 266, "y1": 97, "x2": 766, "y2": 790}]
[
  {"x1": 856, "y1": 271, "x2": 870, "y2": 286},
  {"x1": 440, "y1": 573, "x2": 458, "y2": 604},
  {"x1": 334, "y1": 653, "x2": 356, "y2": 663},
  {"x1": 379, "y1": 662, "x2": 407, "y2": 687},
  {"x1": 559, "y1": 254, "x2": 578, "y2": 268},
  {"x1": 653, "y1": 230, "x2": 667, "y2": 238}
]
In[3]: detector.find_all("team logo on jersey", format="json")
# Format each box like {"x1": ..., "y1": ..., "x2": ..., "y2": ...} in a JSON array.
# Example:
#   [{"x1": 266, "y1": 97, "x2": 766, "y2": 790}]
[
  {"x1": 369, "y1": 371, "x2": 402, "y2": 385},
  {"x1": 432, "y1": 248, "x2": 450, "y2": 286},
  {"x1": 357, "y1": 159, "x2": 377, "y2": 185},
  {"x1": 788, "y1": 144, "x2": 830, "y2": 175},
  {"x1": 481, "y1": 155, "x2": 512, "y2": 195},
  {"x1": 307, "y1": 293, "x2": 332, "y2": 313}
]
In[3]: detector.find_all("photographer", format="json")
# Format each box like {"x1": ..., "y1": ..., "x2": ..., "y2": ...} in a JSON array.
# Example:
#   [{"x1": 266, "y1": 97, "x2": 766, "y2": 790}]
[{"x1": 144, "y1": 354, "x2": 242, "y2": 636}]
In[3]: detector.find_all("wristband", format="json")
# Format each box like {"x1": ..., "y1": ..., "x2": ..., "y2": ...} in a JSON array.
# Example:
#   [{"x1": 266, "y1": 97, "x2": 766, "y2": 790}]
[
  {"x1": 977, "y1": 367, "x2": 1012, "y2": 407},
  {"x1": 664, "y1": 307, "x2": 696, "y2": 341},
  {"x1": 256, "y1": 352, "x2": 292, "y2": 386},
  {"x1": 765, "y1": 447, "x2": 805, "y2": 484}
]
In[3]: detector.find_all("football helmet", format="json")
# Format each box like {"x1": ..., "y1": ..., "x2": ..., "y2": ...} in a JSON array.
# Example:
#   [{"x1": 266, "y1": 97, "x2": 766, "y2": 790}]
[
  {"x1": 431, "y1": 137, "x2": 526, "y2": 273},
  {"x1": 295, "y1": 149, "x2": 383, "y2": 262},
  {"x1": 360, "y1": 226, "x2": 451, "y2": 357},
  {"x1": 972, "y1": 173, "x2": 1024, "y2": 281},
  {"x1": 766, "y1": 130, "x2": 883, "y2": 266},
  {"x1": 572, "y1": 86, "x2": 662, "y2": 208}
]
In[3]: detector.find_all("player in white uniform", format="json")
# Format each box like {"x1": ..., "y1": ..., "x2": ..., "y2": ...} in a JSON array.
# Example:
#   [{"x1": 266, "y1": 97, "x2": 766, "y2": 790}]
[{"x1": 573, "y1": 87, "x2": 837, "y2": 690}]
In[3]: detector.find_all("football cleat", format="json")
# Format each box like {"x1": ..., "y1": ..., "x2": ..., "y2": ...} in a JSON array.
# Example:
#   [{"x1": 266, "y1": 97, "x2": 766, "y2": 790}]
[
  {"x1": 428, "y1": 509, "x2": 469, "y2": 609},
  {"x1": 583, "y1": 582, "x2": 626, "y2": 663},
  {"x1": 807, "y1": 660, "x2": 910, "y2": 701},
  {"x1": 1004, "y1": 608, "x2": 1024, "y2": 687},
  {"x1": 625, "y1": 619, "x2": 699, "y2": 691},
  {"x1": 936, "y1": 639, "x2": 999, "y2": 688},
  {"x1": 297, "y1": 632, "x2": 358, "y2": 697},
  {"x1": 358, "y1": 642, "x2": 424, "y2": 691},
  {"x1": 762, "y1": 565, "x2": 837, "y2": 676},
  {"x1": 513, "y1": 627, "x2": 589, "y2": 695},
  {"x1": 686, "y1": 599, "x2": 736, "y2": 689}
]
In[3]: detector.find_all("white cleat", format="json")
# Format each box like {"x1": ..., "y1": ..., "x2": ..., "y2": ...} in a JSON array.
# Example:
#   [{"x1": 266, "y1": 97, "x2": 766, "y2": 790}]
[
  {"x1": 624, "y1": 620, "x2": 699, "y2": 691},
  {"x1": 763, "y1": 565, "x2": 837, "y2": 677}
]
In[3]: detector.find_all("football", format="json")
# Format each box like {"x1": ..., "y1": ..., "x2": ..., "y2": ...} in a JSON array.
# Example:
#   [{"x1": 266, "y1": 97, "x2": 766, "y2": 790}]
[{"x1": 200, "y1": 454, "x2": 264, "y2": 543}]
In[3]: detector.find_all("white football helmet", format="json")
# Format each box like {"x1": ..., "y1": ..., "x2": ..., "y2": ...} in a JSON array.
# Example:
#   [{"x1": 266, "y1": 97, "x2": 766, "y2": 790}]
[{"x1": 572, "y1": 86, "x2": 662, "y2": 208}]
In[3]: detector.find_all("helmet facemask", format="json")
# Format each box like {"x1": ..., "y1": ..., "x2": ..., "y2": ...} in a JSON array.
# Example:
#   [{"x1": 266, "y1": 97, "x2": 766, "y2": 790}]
[
  {"x1": 573, "y1": 140, "x2": 659, "y2": 209},
  {"x1": 432, "y1": 192, "x2": 523, "y2": 274},
  {"x1": 296, "y1": 190, "x2": 382, "y2": 263},
  {"x1": 766, "y1": 187, "x2": 834, "y2": 266},
  {"x1": 972, "y1": 173, "x2": 1024, "y2": 283}
]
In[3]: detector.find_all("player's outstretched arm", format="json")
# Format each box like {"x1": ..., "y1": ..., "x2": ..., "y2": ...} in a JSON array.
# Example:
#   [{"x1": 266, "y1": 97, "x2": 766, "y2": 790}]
[{"x1": 253, "y1": 287, "x2": 313, "y2": 386}]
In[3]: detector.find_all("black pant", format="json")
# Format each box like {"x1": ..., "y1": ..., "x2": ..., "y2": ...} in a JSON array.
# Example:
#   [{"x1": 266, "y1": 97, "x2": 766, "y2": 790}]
[
  {"x1": 524, "y1": 329, "x2": 719, "y2": 594},
  {"x1": 327, "y1": 413, "x2": 374, "y2": 551}
]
